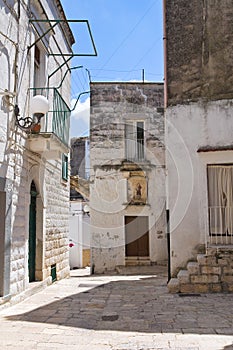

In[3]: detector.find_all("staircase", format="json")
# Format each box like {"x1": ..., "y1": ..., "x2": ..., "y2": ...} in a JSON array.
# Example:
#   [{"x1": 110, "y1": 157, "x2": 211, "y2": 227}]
[{"x1": 168, "y1": 246, "x2": 233, "y2": 293}]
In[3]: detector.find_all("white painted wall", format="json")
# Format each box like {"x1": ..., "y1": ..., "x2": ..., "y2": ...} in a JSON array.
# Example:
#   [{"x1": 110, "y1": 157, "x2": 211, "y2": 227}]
[
  {"x1": 166, "y1": 99, "x2": 233, "y2": 274},
  {"x1": 69, "y1": 201, "x2": 90, "y2": 269}
]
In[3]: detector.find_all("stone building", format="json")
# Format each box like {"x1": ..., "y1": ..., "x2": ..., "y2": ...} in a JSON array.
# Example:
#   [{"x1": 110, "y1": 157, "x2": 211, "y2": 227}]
[
  {"x1": 69, "y1": 136, "x2": 90, "y2": 268},
  {"x1": 90, "y1": 82, "x2": 166, "y2": 273},
  {"x1": 70, "y1": 136, "x2": 90, "y2": 200},
  {"x1": 164, "y1": 0, "x2": 233, "y2": 292},
  {"x1": 0, "y1": 0, "x2": 74, "y2": 302}
]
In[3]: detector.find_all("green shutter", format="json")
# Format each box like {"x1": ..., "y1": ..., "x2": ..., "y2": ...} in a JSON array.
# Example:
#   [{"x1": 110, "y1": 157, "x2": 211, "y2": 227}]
[{"x1": 62, "y1": 154, "x2": 68, "y2": 181}]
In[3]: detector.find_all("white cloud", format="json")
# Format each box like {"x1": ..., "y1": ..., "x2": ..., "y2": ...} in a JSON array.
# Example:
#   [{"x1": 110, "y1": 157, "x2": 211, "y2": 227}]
[
  {"x1": 70, "y1": 97, "x2": 90, "y2": 137},
  {"x1": 128, "y1": 79, "x2": 151, "y2": 83}
]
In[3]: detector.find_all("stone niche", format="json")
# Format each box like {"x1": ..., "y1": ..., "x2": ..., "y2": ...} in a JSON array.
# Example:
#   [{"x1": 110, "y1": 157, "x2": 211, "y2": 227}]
[{"x1": 127, "y1": 171, "x2": 147, "y2": 205}]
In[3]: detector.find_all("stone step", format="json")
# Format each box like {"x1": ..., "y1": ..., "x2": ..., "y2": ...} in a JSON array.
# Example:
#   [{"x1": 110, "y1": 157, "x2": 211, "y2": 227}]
[
  {"x1": 187, "y1": 261, "x2": 200, "y2": 274},
  {"x1": 167, "y1": 278, "x2": 180, "y2": 293},
  {"x1": 116, "y1": 264, "x2": 167, "y2": 276},
  {"x1": 177, "y1": 269, "x2": 190, "y2": 284},
  {"x1": 125, "y1": 259, "x2": 151, "y2": 266}
]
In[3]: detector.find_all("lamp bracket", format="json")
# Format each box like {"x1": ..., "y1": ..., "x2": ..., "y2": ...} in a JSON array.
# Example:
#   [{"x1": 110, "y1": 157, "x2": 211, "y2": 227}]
[{"x1": 14, "y1": 105, "x2": 39, "y2": 132}]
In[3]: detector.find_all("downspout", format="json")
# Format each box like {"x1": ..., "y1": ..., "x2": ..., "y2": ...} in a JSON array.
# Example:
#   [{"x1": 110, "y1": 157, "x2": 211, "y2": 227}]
[
  {"x1": 163, "y1": 0, "x2": 171, "y2": 282},
  {"x1": 163, "y1": 0, "x2": 168, "y2": 108},
  {"x1": 13, "y1": 0, "x2": 20, "y2": 102},
  {"x1": 166, "y1": 209, "x2": 171, "y2": 283},
  {"x1": 17, "y1": 0, "x2": 20, "y2": 19}
]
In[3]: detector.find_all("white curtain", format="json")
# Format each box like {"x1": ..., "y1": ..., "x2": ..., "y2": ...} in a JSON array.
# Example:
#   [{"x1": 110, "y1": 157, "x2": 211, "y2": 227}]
[
  {"x1": 125, "y1": 123, "x2": 136, "y2": 161},
  {"x1": 208, "y1": 165, "x2": 233, "y2": 236}
]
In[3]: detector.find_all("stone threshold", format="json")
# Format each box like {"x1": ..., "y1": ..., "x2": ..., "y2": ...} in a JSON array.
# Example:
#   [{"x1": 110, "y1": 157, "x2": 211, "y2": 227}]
[{"x1": 0, "y1": 277, "x2": 52, "y2": 311}]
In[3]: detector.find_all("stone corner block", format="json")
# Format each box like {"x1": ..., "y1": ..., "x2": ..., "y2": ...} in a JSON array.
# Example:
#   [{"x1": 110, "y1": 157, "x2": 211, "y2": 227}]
[
  {"x1": 177, "y1": 269, "x2": 190, "y2": 284},
  {"x1": 167, "y1": 278, "x2": 180, "y2": 293}
]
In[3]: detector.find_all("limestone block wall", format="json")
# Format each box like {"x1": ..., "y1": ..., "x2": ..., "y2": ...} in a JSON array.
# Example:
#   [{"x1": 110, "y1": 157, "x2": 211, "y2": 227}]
[
  {"x1": 90, "y1": 83, "x2": 167, "y2": 273},
  {"x1": 8, "y1": 153, "x2": 70, "y2": 296},
  {"x1": 10, "y1": 151, "x2": 29, "y2": 296},
  {"x1": 45, "y1": 160, "x2": 70, "y2": 280},
  {"x1": 0, "y1": 0, "x2": 72, "y2": 299}
]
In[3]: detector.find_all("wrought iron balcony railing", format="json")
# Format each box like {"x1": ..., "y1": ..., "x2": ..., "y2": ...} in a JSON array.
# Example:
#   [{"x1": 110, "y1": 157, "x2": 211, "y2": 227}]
[
  {"x1": 125, "y1": 138, "x2": 145, "y2": 162},
  {"x1": 209, "y1": 206, "x2": 233, "y2": 245},
  {"x1": 29, "y1": 87, "x2": 70, "y2": 146}
]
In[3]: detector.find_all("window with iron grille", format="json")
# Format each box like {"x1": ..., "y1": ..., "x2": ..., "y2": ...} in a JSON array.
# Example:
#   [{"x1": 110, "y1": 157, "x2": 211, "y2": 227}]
[
  {"x1": 207, "y1": 164, "x2": 233, "y2": 244},
  {"x1": 125, "y1": 121, "x2": 145, "y2": 161}
]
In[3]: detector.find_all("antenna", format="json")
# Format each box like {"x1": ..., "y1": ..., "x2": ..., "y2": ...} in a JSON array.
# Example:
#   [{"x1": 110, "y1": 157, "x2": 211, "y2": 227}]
[{"x1": 142, "y1": 69, "x2": 145, "y2": 83}]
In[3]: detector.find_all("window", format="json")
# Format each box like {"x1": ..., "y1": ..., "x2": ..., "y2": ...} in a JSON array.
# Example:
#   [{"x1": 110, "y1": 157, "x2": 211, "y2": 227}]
[
  {"x1": 33, "y1": 44, "x2": 46, "y2": 91},
  {"x1": 125, "y1": 121, "x2": 145, "y2": 161},
  {"x1": 207, "y1": 164, "x2": 233, "y2": 244},
  {"x1": 62, "y1": 154, "x2": 68, "y2": 181},
  {"x1": 34, "y1": 45, "x2": 41, "y2": 90}
]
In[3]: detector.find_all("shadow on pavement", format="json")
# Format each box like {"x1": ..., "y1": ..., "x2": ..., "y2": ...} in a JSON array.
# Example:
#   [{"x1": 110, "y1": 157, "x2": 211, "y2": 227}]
[{"x1": 5, "y1": 274, "x2": 233, "y2": 335}]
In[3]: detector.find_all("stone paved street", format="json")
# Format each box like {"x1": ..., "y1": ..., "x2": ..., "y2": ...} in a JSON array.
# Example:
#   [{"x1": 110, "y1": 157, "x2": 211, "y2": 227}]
[{"x1": 0, "y1": 266, "x2": 233, "y2": 350}]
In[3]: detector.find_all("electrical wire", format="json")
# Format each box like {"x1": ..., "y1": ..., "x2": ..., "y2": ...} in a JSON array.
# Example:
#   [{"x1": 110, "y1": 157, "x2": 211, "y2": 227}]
[
  {"x1": 123, "y1": 37, "x2": 162, "y2": 81},
  {"x1": 95, "y1": 0, "x2": 159, "y2": 78}
]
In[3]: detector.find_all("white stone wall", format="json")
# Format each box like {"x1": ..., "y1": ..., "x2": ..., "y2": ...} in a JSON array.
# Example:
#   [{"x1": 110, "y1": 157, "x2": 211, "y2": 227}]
[
  {"x1": 0, "y1": 0, "x2": 72, "y2": 298},
  {"x1": 90, "y1": 83, "x2": 167, "y2": 273},
  {"x1": 45, "y1": 159, "x2": 70, "y2": 280},
  {"x1": 166, "y1": 99, "x2": 233, "y2": 275}
]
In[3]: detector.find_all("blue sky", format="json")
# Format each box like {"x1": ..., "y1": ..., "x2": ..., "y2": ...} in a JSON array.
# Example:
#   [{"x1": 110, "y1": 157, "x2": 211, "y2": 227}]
[{"x1": 60, "y1": 0, "x2": 164, "y2": 137}]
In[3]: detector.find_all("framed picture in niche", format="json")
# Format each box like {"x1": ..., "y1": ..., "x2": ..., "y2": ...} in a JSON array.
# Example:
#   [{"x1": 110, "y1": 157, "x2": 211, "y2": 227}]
[{"x1": 128, "y1": 175, "x2": 147, "y2": 204}]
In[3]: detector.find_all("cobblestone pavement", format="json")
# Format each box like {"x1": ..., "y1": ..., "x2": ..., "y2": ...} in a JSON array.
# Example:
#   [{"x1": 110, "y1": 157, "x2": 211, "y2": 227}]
[{"x1": 0, "y1": 266, "x2": 233, "y2": 350}]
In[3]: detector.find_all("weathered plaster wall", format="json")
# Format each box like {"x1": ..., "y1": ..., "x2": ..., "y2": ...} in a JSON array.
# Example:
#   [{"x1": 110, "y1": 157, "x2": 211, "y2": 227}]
[
  {"x1": 165, "y1": 0, "x2": 233, "y2": 105},
  {"x1": 90, "y1": 83, "x2": 166, "y2": 273},
  {"x1": 166, "y1": 99, "x2": 233, "y2": 275},
  {"x1": 165, "y1": 0, "x2": 233, "y2": 277}
]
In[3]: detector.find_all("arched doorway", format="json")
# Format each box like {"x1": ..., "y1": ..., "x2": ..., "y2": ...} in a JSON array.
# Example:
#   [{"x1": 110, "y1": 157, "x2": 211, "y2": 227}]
[{"x1": 28, "y1": 181, "x2": 37, "y2": 282}]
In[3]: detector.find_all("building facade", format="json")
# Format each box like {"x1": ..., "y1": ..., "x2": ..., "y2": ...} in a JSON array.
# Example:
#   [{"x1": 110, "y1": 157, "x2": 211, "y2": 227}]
[
  {"x1": 90, "y1": 82, "x2": 166, "y2": 273},
  {"x1": 70, "y1": 136, "x2": 90, "y2": 200},
  {"x1": 165, "y1": 0, "x2": 233, "y2": 292},
  {"x1": 0, "y1": 0, "x2": 74, "y2": 302},
  {"x1": 69, "y1": 136, "x2": 90, "y2": 268},
  {"x1": 69, "y1": 201, "x2": 90, "y2": 269}
]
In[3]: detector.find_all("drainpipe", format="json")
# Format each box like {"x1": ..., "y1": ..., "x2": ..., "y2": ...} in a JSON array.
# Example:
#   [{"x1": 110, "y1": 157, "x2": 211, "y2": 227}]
[
  {"x1": 163, "y1": 0, "x2": 171, "y2": 282},
  {"x1": 166, "y1": 209, "x2": 171, "y2": 283},
  {"x1": 17, "y1": 0, "x2": 20, "y2": 19},
  {"x1": 163, "y1": 0, "x2": 168, "y2": 108}
]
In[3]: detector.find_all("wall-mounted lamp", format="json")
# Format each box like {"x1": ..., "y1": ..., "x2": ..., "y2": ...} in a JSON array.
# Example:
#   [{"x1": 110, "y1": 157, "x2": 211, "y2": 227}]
[
  {"x1": 14, "y1": 95, "x2": 49, "y2": 132},
  {"x1": 83, "y1": 204, "x2": 90, "y2": 216}
]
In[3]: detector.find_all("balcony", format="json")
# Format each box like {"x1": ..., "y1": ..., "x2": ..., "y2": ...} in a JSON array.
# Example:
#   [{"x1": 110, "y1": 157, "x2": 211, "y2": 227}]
[
  {"x1": 27, "y1": 88, "x2": 70, "y2": 159},
  {"x1": 125, "y1": 138, "x2": 145, "y2": 162}
]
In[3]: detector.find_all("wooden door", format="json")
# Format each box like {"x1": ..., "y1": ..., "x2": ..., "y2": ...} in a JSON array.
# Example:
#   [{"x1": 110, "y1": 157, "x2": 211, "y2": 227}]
[
  {"x1": 28, "y1": 182, "x2": 37, "y2": 282},
  {"x1": 125, "y1": 216, "x2": 149, "y2": 257}
]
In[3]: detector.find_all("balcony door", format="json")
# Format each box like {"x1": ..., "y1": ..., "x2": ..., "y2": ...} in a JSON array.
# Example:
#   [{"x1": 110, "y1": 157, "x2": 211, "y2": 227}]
[
  {"x1": 125, "y1": 121, "x2": 144, "y2": 161},
  {"x1": 28, "y1": 181, "x2": 37, "y2": 282}
]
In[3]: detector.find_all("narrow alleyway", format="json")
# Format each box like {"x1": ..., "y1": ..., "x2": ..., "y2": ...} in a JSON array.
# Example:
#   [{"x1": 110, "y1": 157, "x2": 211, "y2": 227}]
[{"x1": 0, "y1": 266, "x2": 233, "y2": 350}]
